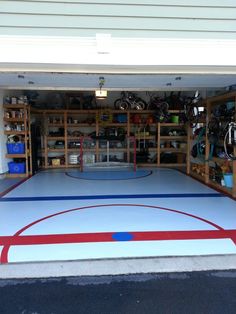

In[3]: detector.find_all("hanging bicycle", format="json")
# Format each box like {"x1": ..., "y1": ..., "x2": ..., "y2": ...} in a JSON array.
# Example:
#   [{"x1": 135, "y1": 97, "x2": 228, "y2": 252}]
[
  {"x1": 147, "y1": 93, "x2": 169, "y2": 122},
  {"x1": 182, "y1": 90, "x2": 202, "y2": 128},
  {"x1": 114, "y1": 92, "x2": 147, "y2": 110}
]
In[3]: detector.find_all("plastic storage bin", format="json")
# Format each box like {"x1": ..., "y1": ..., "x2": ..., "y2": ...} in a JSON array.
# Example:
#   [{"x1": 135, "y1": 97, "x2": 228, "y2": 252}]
[
  {"x1": 116, "y1": 114, "x2": 127, "y2": 123},
  {"x1": 7, "y1": 143, "x2": 25, "y2": 154},
  {"x1": 8, "y1": 162, "x2": 26, "y2": 174},
  {"x1": 223, "y1": 173, "x2": 233, "y2": 188},
  {"x1": 171, "y1": 115, "x2": 179, "y2": 123}
]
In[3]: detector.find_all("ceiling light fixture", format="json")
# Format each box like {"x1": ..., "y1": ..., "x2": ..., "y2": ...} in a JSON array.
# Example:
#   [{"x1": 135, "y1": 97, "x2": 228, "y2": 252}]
[{"x1": 95, "y1": 76, "x2": 107, "y2": 99}]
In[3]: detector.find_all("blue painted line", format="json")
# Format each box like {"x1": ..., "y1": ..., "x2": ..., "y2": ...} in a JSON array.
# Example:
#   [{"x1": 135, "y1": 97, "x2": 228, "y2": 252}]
[
  {"x1": 0, "y1": 193, "x2": 224, "y2": 202},
  {"x1": 65, "y1": 169, "x2": 152, "y2": 181}
]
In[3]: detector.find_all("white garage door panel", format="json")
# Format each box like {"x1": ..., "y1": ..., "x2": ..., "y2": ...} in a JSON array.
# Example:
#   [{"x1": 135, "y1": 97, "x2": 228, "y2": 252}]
[
  {"x1": 1, "y1": 0, "x2": 236, "y2": 39},
  {"x1": 1, "y1": 14, "x2": 236, "y2": 33},
  {"x1": 1, "y1": 1, "x2": 236, "y2": 19}
]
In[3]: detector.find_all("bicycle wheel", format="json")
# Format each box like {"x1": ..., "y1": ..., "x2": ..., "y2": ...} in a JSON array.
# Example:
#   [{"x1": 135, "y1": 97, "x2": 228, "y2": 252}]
[
  {"x1": 160, "y1": 101, "x2": 169, "y2": 113},
  {"x1": 114, "y1": 99, "x2": 129, "y2": 110},
  {"x1": 135, "y1": 100, "x2": 146, "y2": 110}
]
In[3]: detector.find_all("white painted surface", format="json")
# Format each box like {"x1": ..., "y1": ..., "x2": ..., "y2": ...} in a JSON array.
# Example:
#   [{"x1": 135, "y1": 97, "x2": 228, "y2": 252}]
[
  {"x1": 0, "y1": 170, "x2": 236, "y2": 265},
  {"x1": 1, "y1": 36, "x2": 236, "y2": 73}
]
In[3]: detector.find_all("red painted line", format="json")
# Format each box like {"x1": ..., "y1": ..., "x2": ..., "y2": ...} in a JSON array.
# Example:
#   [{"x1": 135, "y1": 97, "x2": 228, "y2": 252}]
[
  {"x1": 0, "y1": 176, "x2": 32, "y2": 198},
  {"x1": 188, "y1": 173, "x2": 236, "y2": 201},
  {"x1": 0, "y1": 229, "x2": 236, "y2": 247},
  {"x1": 0, "y1": 203, "x2": 226, "y2": 264}
]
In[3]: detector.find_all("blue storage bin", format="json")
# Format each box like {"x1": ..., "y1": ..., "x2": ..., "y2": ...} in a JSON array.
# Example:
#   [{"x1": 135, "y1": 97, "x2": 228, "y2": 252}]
[
  {"x1": 116, "y1": 114, "x2": 127, "y2": 123},
  {"x1": 7, "y1": 143, "x2": 25, "y2": 154},
  {"x1": 223, "y1": 173, "x2": 233, "y2": 188},
  {"x1": 8, "y1": 162, "x2": 26, "y2": 174}
]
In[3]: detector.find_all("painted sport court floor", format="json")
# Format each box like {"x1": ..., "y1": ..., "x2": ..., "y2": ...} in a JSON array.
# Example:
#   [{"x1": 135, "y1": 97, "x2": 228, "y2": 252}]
[{"x1": 0, "y1": 168, "x2": 236, "y2": 264}]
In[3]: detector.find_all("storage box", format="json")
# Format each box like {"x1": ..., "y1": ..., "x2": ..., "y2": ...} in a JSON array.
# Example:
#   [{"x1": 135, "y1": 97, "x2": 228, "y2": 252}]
[
  {"x1": 7, "y1": 143, "x2": 25, "y2": 154},
  {"x1": 83, "y1": 154, "x2": 95, "y2": 164},
  {"x1": 116, "y1": 114, "x2": 127, "y2": 123},
  {"x1": 52, "y1": 159, "x2": 61, "y2": 166},
  {"x1": 171, "y1": 115, "x2": 179, "y2": 123},
  {"x1": 8, "y1": 162, "x2": 26, "y2": 174},
  {"x1": 224, "y1": 173, "x2": 233, "y2": 188}
]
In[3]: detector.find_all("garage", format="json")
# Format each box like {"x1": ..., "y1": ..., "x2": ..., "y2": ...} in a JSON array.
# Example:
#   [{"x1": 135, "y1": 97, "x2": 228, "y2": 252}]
[{"x1": 0, "y1": 0, "x2": 236, "y2": 276}]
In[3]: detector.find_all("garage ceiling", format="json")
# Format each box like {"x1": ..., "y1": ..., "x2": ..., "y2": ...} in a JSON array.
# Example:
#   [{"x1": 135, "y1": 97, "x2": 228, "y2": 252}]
[{"x1": 0, "y1": 72, "x2": 236, "y2": 91}]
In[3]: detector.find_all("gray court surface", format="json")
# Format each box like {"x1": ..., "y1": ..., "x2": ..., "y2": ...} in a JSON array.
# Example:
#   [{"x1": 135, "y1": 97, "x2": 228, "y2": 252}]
[{"x1": 0, "y1": 270, "x2": 236, "y2": 314}]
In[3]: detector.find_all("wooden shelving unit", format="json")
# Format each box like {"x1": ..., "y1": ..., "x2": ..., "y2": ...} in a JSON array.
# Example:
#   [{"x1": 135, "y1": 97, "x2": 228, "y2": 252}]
[
  {"x1": 206, "y1": 92, "x2": 236, "y2": 198},
  {"x1": 158, "y1": 120, "x2": 188, "y2": 169},
  {"x1": 188, "y1": 91, "x2": 236, "y2": 198},
  {"x1": 3, "y1": 103, "x2": 32, "y2": 177},
  {"x1": 31, "y1": 108, "x2": 190, "y2": 170}
]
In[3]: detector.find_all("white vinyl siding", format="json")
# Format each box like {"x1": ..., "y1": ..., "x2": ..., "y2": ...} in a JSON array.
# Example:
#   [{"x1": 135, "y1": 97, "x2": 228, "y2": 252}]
[{"x1": 0, "y1": 0, "x2": 236, "y2": 39}]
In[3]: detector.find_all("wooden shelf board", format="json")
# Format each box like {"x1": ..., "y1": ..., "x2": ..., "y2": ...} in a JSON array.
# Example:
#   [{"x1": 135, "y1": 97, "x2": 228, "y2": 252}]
[
  {"x1": 47, "y1": 148, "x2": 65, "y2": 152},
  {"x1": 5, "y1": 173, "x2": 28, "y2": 178},
  {"x1": 4, "y1": 118, "x2": 25, "y2": 122},
  {"x1": 207, "y1": 91, "x2": 236, "y2": 103},
  {"x1": 103, "y1": 123, "x2": 127, "y2": 127},
  {"x1": 159, "y1": 163, "x2": 186, "y2": 167},
  {"x1": 46, "y1": 136, "x2": 65, "y2": 140},
  {"x1": 158, "y1": 163, "x2": 186, "y2": 168},
  {"x1": 67, "y1": 148, "x2": 95, "y2": 152},
  {"x1": 44, "y1": 165, "x2": 67, "y2": 168},
  {"x1": 67, "y1": 123, "x2": 95, "y2": 127},
  {"x1": 129, "y1": 110, "x2": 153, "y2": 114},
  {"x1": 3, "y1": 104, "x2": 27, "y2": 109},
  {"x1": 160, "y1": 136, "x2": 187, "y2": 140},
  {"x1": 136, "y1": 163, "x2": 156, "y2": 166},
  {"x1": 130, "y1": 123, "x2": 157, "y2": 127},
  {"x1": 98, "y1": 148, "x2": 127, "y2": 152},
  {"x1": 160, "y1": 123, "x2": 185, "y2": 126},
  {"x1": 190, "y1": 171, "x2": 205, "y2": 182},
  {"x1": 67, "y1": 148, "x2": 80, "y2": 152},
  {"x1": 135, "y1": 136, "x2": 156, "y2": 140},
  {"x1": 4, "y1": 131, "x2": 26, "y2": 135},
  {"x1": 67, "y1": 164, "x2": 81, "y2": 168},
  {"x1": 211, "y1": 157, "x2": 233, "y2": 163},
  {"x1": 6, "y1": 154, "x2": 26, "y2": 158},
  {"x1": 160, "y1": 148, "x2": 186, "y2": 152},
  {"x1": 31, "y1": 109, "x2": 97, "y2": 114},
  {"x1": 67, "y1": 136, "x2": 82, "y2": 140},
  {"x1": 48, "y1": 123, "x2": 65, "y2": 127}
]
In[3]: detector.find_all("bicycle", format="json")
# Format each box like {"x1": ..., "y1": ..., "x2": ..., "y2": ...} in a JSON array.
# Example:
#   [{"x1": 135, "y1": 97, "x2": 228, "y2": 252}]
[
  {"x1": 182, "y1": 90, "x2": 202, "y2": 128},
  {"x1": 147, "y1": 93, "x2": 169, "y2": 122},
  {"x1": 114, "y1": 92, "x2": 147, "y2": 110}
]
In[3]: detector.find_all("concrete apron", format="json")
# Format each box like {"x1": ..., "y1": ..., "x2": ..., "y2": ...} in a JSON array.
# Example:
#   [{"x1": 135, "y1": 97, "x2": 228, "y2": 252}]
[{"x1": 1, "y1": 254, "x2": 236, "y2": 279}]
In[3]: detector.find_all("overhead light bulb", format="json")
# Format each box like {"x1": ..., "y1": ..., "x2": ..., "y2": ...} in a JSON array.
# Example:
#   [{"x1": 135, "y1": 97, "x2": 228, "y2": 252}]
[{"x1": 95, "y1": 90, "x2": 107, "y2": 98}]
